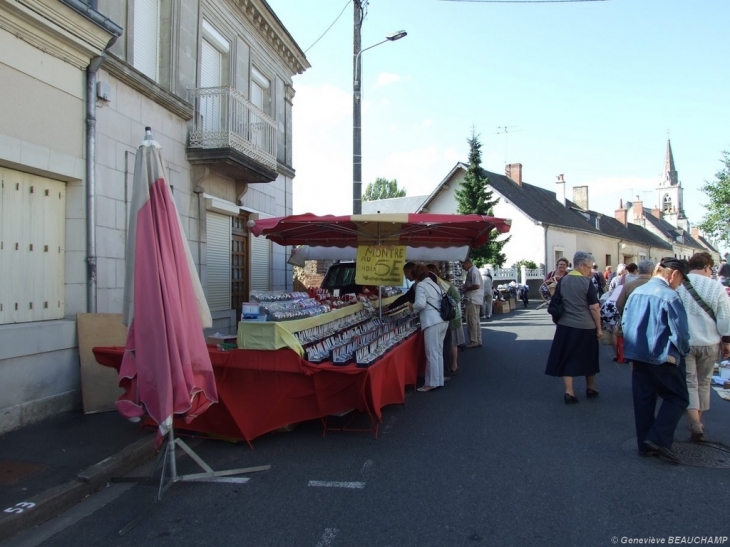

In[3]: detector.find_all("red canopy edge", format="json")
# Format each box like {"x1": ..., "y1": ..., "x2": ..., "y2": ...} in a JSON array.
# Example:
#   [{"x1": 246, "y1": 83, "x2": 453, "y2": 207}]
[{"x1": 248, "y1": 213, "x2": 511, "y2": 249}]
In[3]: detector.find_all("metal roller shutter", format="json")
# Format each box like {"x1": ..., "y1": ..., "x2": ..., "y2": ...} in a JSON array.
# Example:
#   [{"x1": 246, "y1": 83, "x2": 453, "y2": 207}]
[
  {"x1": 206, "y1": 212, "x2": 231, "y2": 311},
  {"x1": 249, "y1": 234, "x2": 270, "y2": 291}
]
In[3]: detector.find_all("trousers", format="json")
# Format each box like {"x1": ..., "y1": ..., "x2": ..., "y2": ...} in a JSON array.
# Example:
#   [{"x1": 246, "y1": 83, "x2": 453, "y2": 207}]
[
  {"x1": 466, "y1": 303, "x2": 482, "y2": 345},
  {"x1": 424, "y1": 322, "x2": 448, "y2": 388},
  {"x1": 632, "y1": 359, "x2": 689, "y2": 449}
]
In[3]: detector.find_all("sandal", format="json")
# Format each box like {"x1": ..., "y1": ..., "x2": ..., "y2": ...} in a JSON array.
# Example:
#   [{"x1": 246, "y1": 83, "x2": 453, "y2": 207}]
[
  {"x1": 417, "y1": 386, "x2": 438, "y2": 392},
  {"x1": 451, "y1": 367, "x2": 460, "y2": 375}
]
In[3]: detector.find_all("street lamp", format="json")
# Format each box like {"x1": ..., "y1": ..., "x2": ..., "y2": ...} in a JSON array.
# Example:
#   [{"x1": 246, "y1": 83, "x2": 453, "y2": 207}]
[{"x1": 352, "y1": 29, "x2": 407, "y2": 214}]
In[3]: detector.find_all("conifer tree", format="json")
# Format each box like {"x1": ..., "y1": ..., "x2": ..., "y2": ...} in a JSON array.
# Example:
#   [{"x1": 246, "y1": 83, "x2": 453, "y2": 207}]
[{"x1": 455, "y1": 129, "x2": 509, "y2": 267}]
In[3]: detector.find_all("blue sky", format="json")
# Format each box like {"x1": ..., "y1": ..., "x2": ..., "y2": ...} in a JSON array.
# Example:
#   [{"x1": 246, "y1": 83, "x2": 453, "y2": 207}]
[{"x1": 267, "y1": 0, "x2": 730, "y2": 247}]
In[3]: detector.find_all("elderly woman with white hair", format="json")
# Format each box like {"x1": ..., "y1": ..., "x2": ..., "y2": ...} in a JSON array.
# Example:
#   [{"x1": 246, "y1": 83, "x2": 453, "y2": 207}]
[{"x1": 545, "y1": 251, "x2": 603, "y2": 404}]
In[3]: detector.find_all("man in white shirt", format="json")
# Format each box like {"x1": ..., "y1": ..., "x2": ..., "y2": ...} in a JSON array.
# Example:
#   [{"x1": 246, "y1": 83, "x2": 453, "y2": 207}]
[
  {"x1": 462, "y1": 259, "x2": 484, "y2": 347},
  {"x1": 482, "y1": 271, "x2": 494, "y2": 318}
]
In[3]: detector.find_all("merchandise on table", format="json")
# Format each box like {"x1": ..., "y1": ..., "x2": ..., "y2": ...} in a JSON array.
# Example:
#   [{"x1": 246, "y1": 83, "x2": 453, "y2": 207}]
[{"x1": 249, "y1": 290, "x2": 309, "y2": 303}]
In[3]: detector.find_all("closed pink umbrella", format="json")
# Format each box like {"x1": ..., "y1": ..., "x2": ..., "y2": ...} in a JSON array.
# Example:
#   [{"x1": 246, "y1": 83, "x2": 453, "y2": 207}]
[{"x1": 119, "y1": 128, "x2": 217, "y2": 441}]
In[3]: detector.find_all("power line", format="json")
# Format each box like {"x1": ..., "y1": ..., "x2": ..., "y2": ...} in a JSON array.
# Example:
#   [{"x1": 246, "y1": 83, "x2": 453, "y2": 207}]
[{"x1": 304, "y1": 0, "x2": 352, "y2": 54}]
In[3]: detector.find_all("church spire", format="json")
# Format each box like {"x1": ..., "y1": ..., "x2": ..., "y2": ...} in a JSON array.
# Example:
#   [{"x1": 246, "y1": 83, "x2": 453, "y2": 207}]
[{"x1": 662, "y1": 139, "x2": 678, "y2": 186}]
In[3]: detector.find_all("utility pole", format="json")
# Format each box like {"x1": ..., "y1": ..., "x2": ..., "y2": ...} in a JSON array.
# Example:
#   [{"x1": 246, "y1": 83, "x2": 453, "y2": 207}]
[{"x1": 352, "y1": 0, "x2": 363, "y2": 214}]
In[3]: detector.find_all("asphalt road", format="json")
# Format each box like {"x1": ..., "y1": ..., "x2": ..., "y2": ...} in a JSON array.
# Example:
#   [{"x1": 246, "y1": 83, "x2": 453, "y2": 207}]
[{"x1": 13, "y1": 306, "x2": 730, "y2": 547}]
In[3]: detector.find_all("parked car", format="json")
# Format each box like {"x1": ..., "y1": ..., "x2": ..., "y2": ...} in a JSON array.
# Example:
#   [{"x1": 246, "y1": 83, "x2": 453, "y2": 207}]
[{"x1": 321, "y1": 262, "x2": 361, "y2": 295}]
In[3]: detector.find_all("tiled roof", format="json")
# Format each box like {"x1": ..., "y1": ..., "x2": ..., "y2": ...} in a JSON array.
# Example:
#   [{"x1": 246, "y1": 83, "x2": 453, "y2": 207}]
[
  {"x1": 419, "y1": 162, "x2": 676, "y2": 250},
  {"x1": 698, "y1": 235, "x2": 719, "y2": 253},
  {"x1": 361, "y1": 195, "x2": 429, "y2": 214},
  {"x1": 640, "y1": 208, "x2": 705, "y2": 249}
]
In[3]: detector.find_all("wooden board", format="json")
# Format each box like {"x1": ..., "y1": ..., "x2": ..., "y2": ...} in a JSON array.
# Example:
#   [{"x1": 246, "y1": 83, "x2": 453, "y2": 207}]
[{"x1": 77, "y1": 313, "x2": 128, "y2": 414}]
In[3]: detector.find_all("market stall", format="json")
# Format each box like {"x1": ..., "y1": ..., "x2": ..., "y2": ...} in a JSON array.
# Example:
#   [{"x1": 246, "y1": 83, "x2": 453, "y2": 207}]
[{"x1": 94, "y1": 213, "x2": 510, "y2": 445}]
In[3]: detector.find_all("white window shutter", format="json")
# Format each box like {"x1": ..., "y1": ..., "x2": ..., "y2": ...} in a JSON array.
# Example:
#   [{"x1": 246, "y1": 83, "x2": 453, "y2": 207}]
[
  {"x1": 206, "y1": 213, "x2": 231, "y2": 311},
  {"x1": 134, "y1": 0, "x2": 160, "y2": 81},
  {"x1": 0, "y1": 169, "x2": 65, "y2": 324}
]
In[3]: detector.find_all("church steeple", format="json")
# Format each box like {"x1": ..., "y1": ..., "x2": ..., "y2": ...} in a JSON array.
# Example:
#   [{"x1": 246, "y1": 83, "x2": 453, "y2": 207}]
[{"x1": 662, "y1": 139, "x2": 678, "y2": 186}]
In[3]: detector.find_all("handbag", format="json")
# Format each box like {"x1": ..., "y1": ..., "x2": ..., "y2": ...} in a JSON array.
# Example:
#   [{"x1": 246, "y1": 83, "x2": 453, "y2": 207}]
[{"x1": 547, "y1": 278, "x2": 564, "y2": 324}]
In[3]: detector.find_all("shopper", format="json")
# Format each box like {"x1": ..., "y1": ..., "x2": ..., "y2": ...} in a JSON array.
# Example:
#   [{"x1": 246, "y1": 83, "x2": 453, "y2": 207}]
[
  {"x1": 461, "y1": 258, "x2": 484, "y2": 348},
  {"x1": 387, "y1": 262, "x2": 416, "y2": 310},
  {"x1": 622, "y1": 258, "x2": 690, "y2": 464},
  {"x1": 540, "y1": 257, "x2": 570, "y2": 304},
  {"x1": 545, "y1": 251, "x2": 603, "y2": 405},
  {"x1": 411, "y1": 264, "x2": 449, "y2": 392},
  {"x1": 676, "y1": 252, "x2": 730, "y2": 441},
  {"x1": 482, "y1": 271, "x2": 494, "y2": 318},
  {"x1": 427, "y1": 264, "x2": 463, "y2": 376}
]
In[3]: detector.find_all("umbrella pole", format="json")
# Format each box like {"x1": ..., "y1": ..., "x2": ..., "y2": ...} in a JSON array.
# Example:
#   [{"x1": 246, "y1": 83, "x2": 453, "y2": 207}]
[{"x1": 154, "y1": 425, "x2": 271, "y2": 500}]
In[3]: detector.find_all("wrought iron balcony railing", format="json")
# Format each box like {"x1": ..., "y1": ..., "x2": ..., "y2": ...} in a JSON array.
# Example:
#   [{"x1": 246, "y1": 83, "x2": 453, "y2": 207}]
[{"x1": 188, "y1": 86, "x2": 277, "y2": 173}]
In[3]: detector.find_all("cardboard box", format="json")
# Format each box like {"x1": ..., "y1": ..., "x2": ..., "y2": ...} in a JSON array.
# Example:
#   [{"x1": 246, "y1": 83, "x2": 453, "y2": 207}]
[
  {"x1": 494, "y1": 301, "x2": 510, "y2": 314},
  {"x1": 509, "y1": 297, "x2": 517, "y2": 309}
]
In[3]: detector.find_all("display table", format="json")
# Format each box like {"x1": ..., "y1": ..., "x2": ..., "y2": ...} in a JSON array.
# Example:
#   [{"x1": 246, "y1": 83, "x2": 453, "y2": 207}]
[
  {"x1": 93, "y1": 331, "x2": 424, "y2": 446},
  {"x1": 237, "y1": 295, "x2": 399, "y2": 355}
]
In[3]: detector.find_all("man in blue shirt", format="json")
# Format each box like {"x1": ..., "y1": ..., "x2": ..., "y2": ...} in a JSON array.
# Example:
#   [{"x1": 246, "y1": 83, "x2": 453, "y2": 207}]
[{"x1": 622, "y1": 257, "x2": 690, "y2": 464}]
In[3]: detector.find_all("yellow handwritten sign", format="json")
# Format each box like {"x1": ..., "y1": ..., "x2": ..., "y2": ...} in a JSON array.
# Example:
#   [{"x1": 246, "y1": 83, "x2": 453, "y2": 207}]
[{"x1": 355, "y1": 245, "x2": 407, "y2": 286}]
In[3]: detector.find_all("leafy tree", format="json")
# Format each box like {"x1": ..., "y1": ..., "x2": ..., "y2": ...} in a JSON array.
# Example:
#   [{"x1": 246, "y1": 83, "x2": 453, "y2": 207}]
[
  {"x1": 362, "y1": 177, "x2": 406, "y2": 201},
  {"x1": 699, "y1": 151, "x2": 730, "y2": 250},
  {"x1": 514, "y1": 259, "x2": 538, "y2": 270},
  {"x1": 455, "y1": 128, "x2": 509, "y2": 267}
]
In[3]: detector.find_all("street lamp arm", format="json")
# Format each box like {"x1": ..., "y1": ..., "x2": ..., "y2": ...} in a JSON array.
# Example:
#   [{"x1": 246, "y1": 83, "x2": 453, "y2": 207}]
[{"x1": 354, "y1": 31, "x2": 407, "y2": 85}]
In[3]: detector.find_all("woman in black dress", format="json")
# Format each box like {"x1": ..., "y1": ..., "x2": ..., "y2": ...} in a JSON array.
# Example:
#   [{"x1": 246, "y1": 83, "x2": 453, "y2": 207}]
[{"x1": 545, "y1": 251, "x2": 604, "y2": 405}]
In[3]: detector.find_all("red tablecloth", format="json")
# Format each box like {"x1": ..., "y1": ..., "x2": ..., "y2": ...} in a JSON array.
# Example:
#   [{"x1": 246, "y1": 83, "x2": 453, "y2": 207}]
[{"x1": 92, "y1": 332, "x2": 424, "y2": 443}]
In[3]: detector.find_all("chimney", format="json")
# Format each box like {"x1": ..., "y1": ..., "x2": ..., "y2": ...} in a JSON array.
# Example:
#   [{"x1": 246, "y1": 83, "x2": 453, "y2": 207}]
[
  {"x1": 573, "y1": 186, "x2": 589, "y2": 210},
  {"x1": 614, "y1": 199, "x2": 627, "y2": 226},
  {"x1": 650, "y1": 207, "x2": 661, "y2": 219},
  {"x1": 692, "y1": 227, "x2": 700, "y2": 240},
  {"x1": 632, "y1": 196, "x2": 644, "y2": 220},
  {"x1": 505, "y1": 163, "x2": 522, "y2": 186},
  {"x1": 555, "y1": 174, "x2": 566, "y2": 206}
]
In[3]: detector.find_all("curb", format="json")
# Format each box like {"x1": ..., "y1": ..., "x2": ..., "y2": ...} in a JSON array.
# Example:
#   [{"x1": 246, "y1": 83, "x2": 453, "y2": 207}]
[{"x1": 0, "y1": 436, "x2": 156, "y2": 544}]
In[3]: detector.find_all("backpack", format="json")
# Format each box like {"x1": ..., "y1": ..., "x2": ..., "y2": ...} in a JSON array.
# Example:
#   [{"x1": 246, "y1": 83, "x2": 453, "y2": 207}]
[{"x1": 427, "y1": 281, "x2": 457, "y2": 322}]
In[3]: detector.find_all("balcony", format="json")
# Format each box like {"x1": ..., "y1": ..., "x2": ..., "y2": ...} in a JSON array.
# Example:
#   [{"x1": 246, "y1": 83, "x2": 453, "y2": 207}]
[{"x1": 187, "y1": 86, "x2": 278, "y2": 183}]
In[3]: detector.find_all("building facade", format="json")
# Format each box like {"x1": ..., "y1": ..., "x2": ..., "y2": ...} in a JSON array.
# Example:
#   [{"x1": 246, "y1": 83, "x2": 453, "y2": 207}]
[{"x1": 0, "y1": 0, "x2": 308, "y2": 433}]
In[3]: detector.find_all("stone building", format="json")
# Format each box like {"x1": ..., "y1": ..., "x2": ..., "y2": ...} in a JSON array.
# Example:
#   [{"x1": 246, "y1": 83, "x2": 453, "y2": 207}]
[{"x1": 0, "y1": 0, "x2": 308, "y2": 433}]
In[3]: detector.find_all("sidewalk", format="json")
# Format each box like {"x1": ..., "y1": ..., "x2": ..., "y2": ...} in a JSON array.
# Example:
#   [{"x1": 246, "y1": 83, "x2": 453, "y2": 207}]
[{"x1": 0, "y1": 410, "x2": 155, "y2": 543}]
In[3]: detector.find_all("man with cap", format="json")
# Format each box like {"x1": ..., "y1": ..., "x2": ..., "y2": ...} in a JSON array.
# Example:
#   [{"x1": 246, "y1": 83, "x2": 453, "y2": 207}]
[{"x1": 621, "y1": 257, "x2": 690, "y2": 464}]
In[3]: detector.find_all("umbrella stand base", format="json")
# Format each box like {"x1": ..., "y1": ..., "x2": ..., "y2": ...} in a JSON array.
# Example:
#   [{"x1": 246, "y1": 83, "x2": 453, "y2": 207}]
[{"x1": 157, "y1": 428, "x2": 270, "y2": 500}]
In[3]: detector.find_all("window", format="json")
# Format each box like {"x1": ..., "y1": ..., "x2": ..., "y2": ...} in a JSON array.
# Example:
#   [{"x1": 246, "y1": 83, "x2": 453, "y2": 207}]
[
  {"x1": 206, "y1": 212, "x2": 231, "y2": 311},
  {"x1": 605, "y1": 254, "x2": 611, "y2": 267},
  {"x1": 200, "y1": 21, "x2": 229, "y2": 134},
  {"x1": 663, "y1": 193, "x2": 672, "y2": 213},
  {"x1": 250, "y1": 67, "x2": 271, "y2": 150},
  {"x1": 133, "y1": 0, "x2": 160, "y2": 81}
]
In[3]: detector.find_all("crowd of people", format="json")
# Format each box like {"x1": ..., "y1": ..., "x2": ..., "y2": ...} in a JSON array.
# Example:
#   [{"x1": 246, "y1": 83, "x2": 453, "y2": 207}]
[{"x1": 543, "y1": 250, "x2": 730, "y2": 464}]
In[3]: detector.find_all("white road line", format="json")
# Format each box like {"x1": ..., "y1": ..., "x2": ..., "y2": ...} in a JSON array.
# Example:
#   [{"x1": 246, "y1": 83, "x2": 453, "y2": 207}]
[
  {"x1": 361, "y1": 459, "x2": 374, "y2": 475},
  {"x1": 308, "y1": 480, "x2": 365, "y2": 489},
  {"x1": 316, "y1": 528, "x2": 339, "y2": 547}
]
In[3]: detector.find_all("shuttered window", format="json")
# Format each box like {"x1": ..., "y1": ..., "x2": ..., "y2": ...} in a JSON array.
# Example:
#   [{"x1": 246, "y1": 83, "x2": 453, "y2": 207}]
[
  {"x1": 133, "y1": 0, "x2": 160, "y2": 81},
  {"x1": 250, "y1": 233, "x2": 270, "y2": 291},
  {"x1": 206, "y1": 212, "x2": 231, "y2": 311},
  {"x1": 0, "y1": 169, "x2": 65, "y2": 324},
  {"x1": 200, "y1": 37, "x2": 224, "y2": 133}
]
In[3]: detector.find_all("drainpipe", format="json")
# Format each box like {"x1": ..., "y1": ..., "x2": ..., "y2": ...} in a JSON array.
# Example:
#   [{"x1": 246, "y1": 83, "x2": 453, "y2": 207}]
[{"x1": 85, "y1": 33, "x2": 121, "y2": 312}]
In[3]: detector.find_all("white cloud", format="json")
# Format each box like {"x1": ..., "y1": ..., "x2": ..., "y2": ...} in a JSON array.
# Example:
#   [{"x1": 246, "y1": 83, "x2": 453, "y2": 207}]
[
  {"x1": 294, "y1": 84, "x2": 351, "y2": 127},
  {"x1": 373, "y1": 72, "x2": 405, "y2": 89}
]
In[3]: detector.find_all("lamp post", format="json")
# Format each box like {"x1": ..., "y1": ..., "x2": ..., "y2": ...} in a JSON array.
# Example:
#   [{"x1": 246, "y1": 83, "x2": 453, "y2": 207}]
[{"x1": 352, "y1": 10, "x2": 406, "y2": 214}]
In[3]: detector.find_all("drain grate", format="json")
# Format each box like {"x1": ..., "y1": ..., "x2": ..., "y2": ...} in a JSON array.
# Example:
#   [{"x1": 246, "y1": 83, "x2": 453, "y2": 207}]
[
  {"x1": 671, "y1": 441, "x2": 730, "y2": 468},
  {"x1": 0, "y1": 460, "x2": 47, "y2": 485}
]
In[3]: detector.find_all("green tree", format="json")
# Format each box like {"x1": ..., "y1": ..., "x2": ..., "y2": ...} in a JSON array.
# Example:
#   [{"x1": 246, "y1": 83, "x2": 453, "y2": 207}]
[
  {"x1": 362, "y1": 177, "x2": 406, "y2": 201},
  {"x1": 514, "y1": 259, "x2": 538, "y2": 270},
  {"x1": 699, "y1": 151, "x2": 730, "y2": 249},
  {"x1": 455, "y1": 129, "x2": 509, "y2": 267}
]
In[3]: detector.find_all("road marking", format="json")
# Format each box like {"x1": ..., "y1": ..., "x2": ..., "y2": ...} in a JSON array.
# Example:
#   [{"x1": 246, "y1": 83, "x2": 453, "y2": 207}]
[
  {"x1": 361, "y1": 459, "x2": 374, "y2": 475},
  {"x1": 316, "y1": 528, "x2": 339, "y2": 547},
  {"x1": 308, "y1": 481, "x2": 365, "y2": 489}
]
